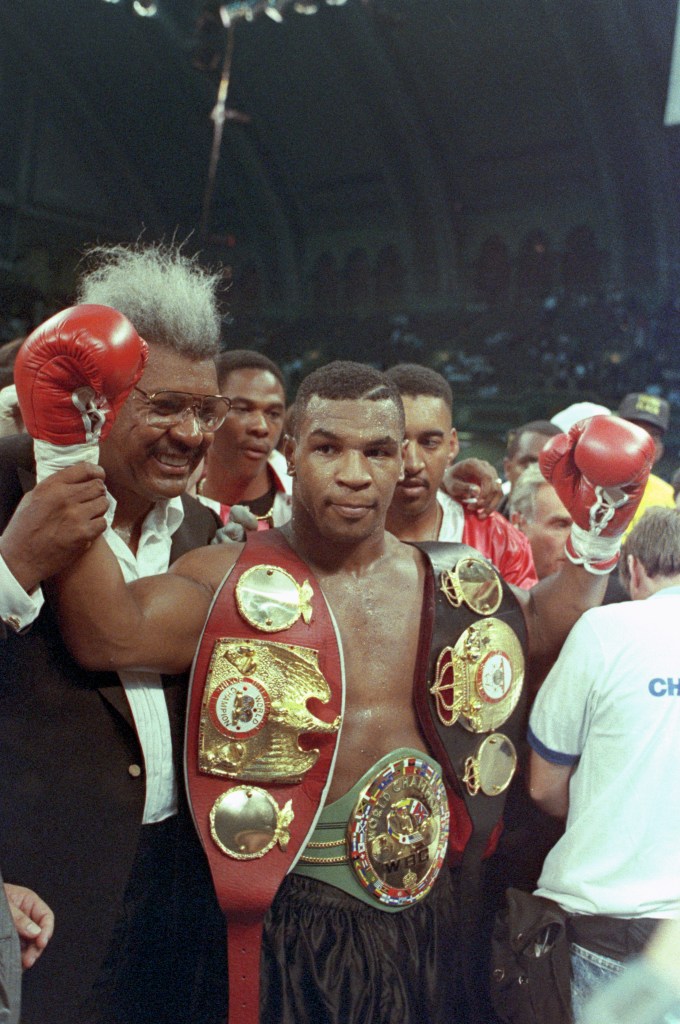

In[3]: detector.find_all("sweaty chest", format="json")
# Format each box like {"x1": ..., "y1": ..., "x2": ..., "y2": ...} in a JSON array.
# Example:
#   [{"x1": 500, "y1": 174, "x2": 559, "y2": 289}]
[{"x1": 320, "y1": 568, "x2": 424, "y2": 710}]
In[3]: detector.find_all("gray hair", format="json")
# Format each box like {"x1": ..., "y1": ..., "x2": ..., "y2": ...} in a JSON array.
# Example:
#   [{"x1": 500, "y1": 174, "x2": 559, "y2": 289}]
[
  {"x1": 508, "y1": 463, "x2": 548, "y2": 522},
  {"x1": 619, "y1": 507, "x2": 680, "y2": 588},
  {"x1": 77, "y1": 242, "x2": 223, "y2": 357}
]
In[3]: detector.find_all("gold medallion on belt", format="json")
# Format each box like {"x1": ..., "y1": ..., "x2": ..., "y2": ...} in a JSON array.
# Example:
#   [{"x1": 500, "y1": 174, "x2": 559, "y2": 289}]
[
  {"x1": 348, "y1": 755, "x2": 449, "y2": 908},
  {"x1": 430, "y1": 617, "x2": 524, "y2": 734}
]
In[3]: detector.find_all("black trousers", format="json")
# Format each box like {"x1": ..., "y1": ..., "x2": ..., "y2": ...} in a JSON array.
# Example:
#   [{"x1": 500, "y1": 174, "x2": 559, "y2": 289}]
[{"x1": 90, "y1": 816, "x2": 227, "y2": 1024}]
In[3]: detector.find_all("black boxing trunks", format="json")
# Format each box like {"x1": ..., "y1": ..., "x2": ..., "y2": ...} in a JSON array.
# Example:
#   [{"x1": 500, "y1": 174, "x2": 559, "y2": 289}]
[{"x1": 261, "y1": 868, "x2": 465, "y2": 1024}]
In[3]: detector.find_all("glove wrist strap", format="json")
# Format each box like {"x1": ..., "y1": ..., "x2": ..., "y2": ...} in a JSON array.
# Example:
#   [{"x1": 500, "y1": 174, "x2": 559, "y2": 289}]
[
  {"x1": 566, "y1": 524, "x2": 621, "y2": 575},
  {"x1": 33, "y1": 439, "x2": 100, "y2": 484}
]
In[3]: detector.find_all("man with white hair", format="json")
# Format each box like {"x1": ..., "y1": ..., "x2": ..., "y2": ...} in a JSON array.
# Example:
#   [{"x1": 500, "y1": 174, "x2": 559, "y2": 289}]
[
  {"x1": 509, "y1": 464, "x2": 573, "y2": 580},
  {"x1": 0, "y1": 243, "x2": 229, "y2": 1024}
]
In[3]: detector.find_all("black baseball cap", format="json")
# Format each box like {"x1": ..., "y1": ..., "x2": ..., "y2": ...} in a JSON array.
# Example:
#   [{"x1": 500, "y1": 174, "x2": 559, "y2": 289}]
[{"x1": 617, "y1": 392, "x2": 670, "y2": 433}]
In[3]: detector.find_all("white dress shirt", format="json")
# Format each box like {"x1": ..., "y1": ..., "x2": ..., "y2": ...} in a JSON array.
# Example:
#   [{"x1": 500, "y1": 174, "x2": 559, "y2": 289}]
[{"x1": 103, "y1": 491, "x2": 186, "y2": 824}]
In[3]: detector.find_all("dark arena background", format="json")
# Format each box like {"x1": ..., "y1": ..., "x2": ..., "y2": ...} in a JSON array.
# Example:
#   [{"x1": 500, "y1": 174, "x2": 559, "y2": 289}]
[{"x1": 2, "y1": 0, "x2": 680, "y2": 469}]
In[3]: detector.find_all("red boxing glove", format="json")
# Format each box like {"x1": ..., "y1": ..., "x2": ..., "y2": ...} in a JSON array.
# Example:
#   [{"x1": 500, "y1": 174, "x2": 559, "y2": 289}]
[
  {"x1": 539, "y1": 415, "x2": 655, "y2": 573},
  {"x1": 15, "y1": 304, "x2": 148, "y2": 445}
]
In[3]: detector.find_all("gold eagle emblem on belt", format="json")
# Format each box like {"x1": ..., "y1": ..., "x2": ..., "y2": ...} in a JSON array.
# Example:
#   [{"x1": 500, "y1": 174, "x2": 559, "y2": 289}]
[{"x1": 199, "y1": 638, "x2": 341, "y2": 783}]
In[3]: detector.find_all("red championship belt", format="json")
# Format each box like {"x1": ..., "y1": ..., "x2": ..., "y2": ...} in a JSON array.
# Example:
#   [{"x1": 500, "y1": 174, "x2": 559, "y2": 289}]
[{"x1": 185, "y1": 530, "x2": 344, "y2": 1024}]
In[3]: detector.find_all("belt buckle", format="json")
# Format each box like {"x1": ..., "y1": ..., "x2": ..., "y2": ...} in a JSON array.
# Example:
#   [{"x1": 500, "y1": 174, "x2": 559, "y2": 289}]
[{"x1": 348, "y1": 756, "x2": 449, "y2": 908}]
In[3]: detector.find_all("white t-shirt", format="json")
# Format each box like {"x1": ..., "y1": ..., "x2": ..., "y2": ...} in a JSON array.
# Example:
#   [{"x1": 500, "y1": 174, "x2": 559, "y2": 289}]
[{"x1": 528, "y1": 586, "x2": 680, "y2": 918}]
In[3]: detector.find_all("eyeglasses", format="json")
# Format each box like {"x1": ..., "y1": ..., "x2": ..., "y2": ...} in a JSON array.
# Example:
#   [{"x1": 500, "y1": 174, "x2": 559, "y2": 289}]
[{"x1": 133, "y1": 387, "x2": 231, "y2": 432}]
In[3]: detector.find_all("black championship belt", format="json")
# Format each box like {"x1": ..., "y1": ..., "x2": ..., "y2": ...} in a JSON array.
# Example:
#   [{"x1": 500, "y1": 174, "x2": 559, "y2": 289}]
[
  {"x1": 412, "y1": 542, "x2": 529, "y2": 1024},
  {"x1": 185, "y1": 530, "x2": 344, "y2": 1024}
]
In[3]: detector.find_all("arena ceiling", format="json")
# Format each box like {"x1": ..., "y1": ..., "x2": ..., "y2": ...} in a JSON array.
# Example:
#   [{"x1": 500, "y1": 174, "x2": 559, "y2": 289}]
[{"x1": 2, "y1": 0, "x2": 680, "y2": 316}]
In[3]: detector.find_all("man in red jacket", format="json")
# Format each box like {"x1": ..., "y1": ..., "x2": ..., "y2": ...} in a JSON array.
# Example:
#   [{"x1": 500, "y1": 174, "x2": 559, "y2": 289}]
[{"x1": 384, "y1": 363, "x2": 537, "y2": 587}]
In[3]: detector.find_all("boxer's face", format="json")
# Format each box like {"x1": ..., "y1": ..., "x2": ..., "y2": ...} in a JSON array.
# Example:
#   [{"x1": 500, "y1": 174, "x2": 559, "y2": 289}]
[
  {"x1": 100, "y1": 343, "x2": 218, "y2": 509},
  {"x1": 285, "y1": 396, "x2": 403, "y2": 544},
  {"x1": 503, "y1": 430, "x2": 551, "y2": 490},
  {"x1": 391, "y1": 395, "x2": 458, "y2": 520}
]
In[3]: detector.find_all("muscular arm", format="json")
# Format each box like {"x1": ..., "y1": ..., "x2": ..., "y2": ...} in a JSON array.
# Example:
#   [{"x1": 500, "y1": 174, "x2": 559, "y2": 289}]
[
  {"x1": 512, "y1": 561, "x2": 607, "y2": 690},
  {"x1": 53, "y1": 535, "x2": 241, "y2": 674}
]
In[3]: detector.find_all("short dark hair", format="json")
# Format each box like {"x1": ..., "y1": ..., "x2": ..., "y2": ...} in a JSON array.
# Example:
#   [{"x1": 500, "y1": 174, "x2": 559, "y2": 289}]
[
  {"x1": 619, "y1": 507, "x2": 680, "y2": 588},
  {"x1": 294, "y1": 360, "x2": 404, "y2": 437},
  {"x1": 384, "y1": 363, "x2": 453, "y2": 413},
  {"x1": 506, "y1": 420, "x2": 560, "y2": 458},
  {"x1": 215, "y1": 349, "x2": 285, "y2": 392}
]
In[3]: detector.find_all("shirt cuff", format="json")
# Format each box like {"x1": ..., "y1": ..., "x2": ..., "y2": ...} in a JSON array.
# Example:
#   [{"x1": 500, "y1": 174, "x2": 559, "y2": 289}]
[
  {"x1": 527, "y1": 725, "x2": 579, "y2": 766},
  {"x1": 0, "y1": 553, "x2": 44, "y2": 632}
]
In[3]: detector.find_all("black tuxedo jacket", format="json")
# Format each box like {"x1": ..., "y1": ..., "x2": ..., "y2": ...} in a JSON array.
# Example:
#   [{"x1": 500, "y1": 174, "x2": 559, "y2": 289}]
[{"x1": 0, "y1": 434, "x2": 221, "y2": 1023}]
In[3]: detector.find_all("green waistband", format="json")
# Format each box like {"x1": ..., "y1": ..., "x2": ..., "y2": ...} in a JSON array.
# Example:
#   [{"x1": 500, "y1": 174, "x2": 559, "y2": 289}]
[{"x1": 292, "y1": 747, "x2": 444, "y2": 913}]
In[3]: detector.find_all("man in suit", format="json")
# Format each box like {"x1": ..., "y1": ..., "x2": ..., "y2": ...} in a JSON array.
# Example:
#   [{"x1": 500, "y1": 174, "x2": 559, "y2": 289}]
[{"x1": 0, "y1": 243, "x2": 229, "y2": 1024}]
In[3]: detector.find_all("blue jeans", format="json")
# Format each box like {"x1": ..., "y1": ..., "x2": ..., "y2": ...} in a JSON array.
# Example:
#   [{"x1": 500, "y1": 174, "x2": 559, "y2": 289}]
[
  {"x1": 571, "y1": 942, "x2": 625, "y2": 1022},
  {"x1": 572, "y1": 943, "x2": 680, "y2": 1024}
]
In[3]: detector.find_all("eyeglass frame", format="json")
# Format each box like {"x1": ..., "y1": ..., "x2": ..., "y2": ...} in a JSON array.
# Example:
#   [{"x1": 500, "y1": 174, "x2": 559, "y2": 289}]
[{"x1": 132, "y1": 386, "x2": 232, "y2": 432}]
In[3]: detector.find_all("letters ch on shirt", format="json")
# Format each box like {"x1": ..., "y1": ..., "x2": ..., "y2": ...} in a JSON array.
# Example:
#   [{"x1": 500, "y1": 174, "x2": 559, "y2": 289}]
[{"x1": 648, "y1": 677, "x2": 680, "y2": 696}]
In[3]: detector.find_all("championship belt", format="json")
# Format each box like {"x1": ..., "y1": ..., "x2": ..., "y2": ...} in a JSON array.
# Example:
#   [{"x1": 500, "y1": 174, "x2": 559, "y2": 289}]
[
  {"x1": 185, "y1": 530, "x2": 344, "y2": 1024},
  {"x1": 412, "y1": 542, "x2": 528, "y2": 1024},
  {"x1": 294, "y1": 748, "x2": 449, "y2": 912},
  {"x1": 412, "y1": 542, "x2": 527, "y2": 847}
]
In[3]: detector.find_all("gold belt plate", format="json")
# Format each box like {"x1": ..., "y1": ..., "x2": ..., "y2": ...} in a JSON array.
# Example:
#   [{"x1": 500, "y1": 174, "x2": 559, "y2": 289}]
[
  {"x1": 348, "y1": 756, "x2": 449, "y2": 908},
  {"x1": 235, "y1": 564, "x2": 313, "y2": 632},
  {"x1": 462, "y1": 734, "x2": 518, "y2": 797},
  {"x1": 439, "y1": 555, "x2": 503, "y2": 616},
  {"x1": 430, "y1": 617, "x2": 524, "y2": 733},
  {"x1": 209, "y1": 785, "x2": 295, "y2": 860},
  {"x1": 199, "y1": 637, "x2": 341, "y2": 783}
]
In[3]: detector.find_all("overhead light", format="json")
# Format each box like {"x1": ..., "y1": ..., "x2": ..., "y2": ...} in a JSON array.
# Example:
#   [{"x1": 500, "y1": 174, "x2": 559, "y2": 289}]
[
  {"x1": 294, "y1": 2, "x2": 318, "y2": 12},
  {"x1": 264, "y1": 4, "x2": 284, "y2": 21},
  {"x1": 133, "y1": 0, "x2": 157, "y2": 15},
  {"x1": 325, "y1": 0, "x2": 348, "y2": 5}
]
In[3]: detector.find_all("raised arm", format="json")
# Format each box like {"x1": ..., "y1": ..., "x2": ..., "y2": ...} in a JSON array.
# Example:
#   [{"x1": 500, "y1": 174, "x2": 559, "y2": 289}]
[
  {"x1": 12, "y1": 303, "x2": 227, "y2": 674},
  {"x1": 513, "y1": 414, "x2": 654, "y2": 682},
  {"x1": 53, "y1": 534, "x2": 223, "y2": 674}
]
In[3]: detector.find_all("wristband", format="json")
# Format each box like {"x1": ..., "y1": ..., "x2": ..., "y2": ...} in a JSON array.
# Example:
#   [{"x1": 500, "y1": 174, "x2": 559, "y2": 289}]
[
  {"x1": 33, "y1": 439, "x2": 100, "y2": 483},
  {"x1": 565, "y1": 524, "x2": 621, "y2": 574}
]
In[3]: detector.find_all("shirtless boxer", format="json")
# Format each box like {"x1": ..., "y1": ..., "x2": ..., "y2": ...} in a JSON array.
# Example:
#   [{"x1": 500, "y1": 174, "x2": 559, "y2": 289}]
[{"x1": 15, "y1": 313, "x2": 654, "y2": 1024}]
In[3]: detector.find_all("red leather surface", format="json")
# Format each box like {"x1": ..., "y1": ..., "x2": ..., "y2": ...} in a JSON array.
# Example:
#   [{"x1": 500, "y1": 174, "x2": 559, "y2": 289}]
[{"x1": 185, "y1": 529, "x2": 343, "y2": 1024}]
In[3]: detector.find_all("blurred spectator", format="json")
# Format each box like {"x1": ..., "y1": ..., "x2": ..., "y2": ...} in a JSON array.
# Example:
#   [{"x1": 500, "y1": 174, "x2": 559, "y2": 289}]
[
  {"x1": 0, "y1": 386, "x2": 23, "y2": 439},
  {"x1": 617, "y1": 392, "x2": 675, "y2": 533},
  {"x1": 528, "y1": 508, "x2": 680, "y2": 1022},
  {"x1": 550, "y1": 401, "x2": 611, "y2": 432},
  {"x1": 671, "y1": 466, "x2": 680, "y2": 510},
  {"x1": 197, "y1": 349, "x2": 290, "y2": 528},
  {"x1": 498, "y1": 419, "x2": 561, "y2": 517},
  {"x1": 384, "y1": 363, "x2": 538, "y2": 587},
  {"x1": 509, "y1": 464, "x2": 573, "y2": 579}
]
